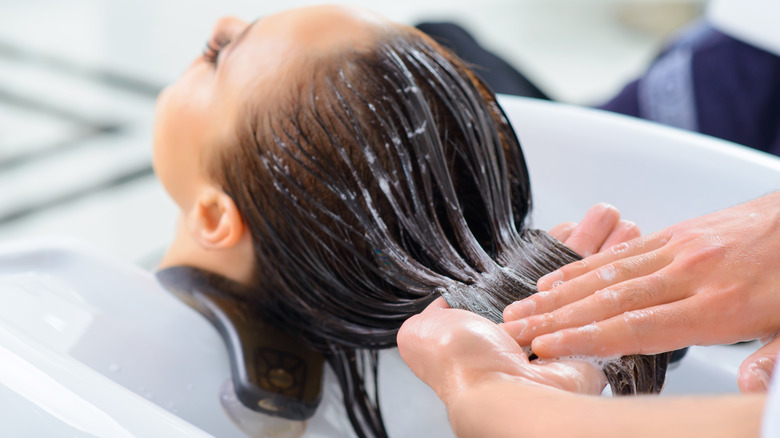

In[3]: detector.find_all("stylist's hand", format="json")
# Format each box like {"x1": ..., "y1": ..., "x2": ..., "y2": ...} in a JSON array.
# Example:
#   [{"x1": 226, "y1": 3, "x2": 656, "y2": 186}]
[
  {"x1": 547, "y1": 203, "x2": 640, "y2": 258},
  {"x1": 398, "y1": 298, "x2": 606, "y2": 406},
  {"x1": 503, "y1": 192, "x2": 780, "y2": 391}
]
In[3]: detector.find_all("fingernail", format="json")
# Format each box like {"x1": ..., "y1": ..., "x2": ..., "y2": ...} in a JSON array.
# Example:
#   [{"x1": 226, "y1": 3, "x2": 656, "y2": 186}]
[
  {"x1": 750, "y1": 365, "x2": 771, "y2": 391},
  {"x1": 505, "y1": 300, "x2": 536, "y2": 321},
  {"x1": 533, "y1": 331, "x2": 563, "y2": 354},
  {"x1": 539, "y1": 270, "x2": 562, "y2": 288},
  {"x1": 506, "y1": 319, "x2": 528, "y2": 339}
]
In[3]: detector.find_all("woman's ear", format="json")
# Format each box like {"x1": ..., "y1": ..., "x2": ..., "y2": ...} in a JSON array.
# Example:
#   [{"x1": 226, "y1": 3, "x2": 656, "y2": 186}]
[{"x1": 187, "y1": 186, "x2": 246, "y2": 250}]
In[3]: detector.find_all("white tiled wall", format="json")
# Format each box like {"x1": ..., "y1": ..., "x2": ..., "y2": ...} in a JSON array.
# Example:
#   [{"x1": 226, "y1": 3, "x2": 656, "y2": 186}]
[{"x1": 0, "y1": 0, "x2": 704, "y2": 267}]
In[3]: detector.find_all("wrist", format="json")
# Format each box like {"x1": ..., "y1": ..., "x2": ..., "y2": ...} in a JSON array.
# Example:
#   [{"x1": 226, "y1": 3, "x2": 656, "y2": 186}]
[{"x1": 446, "y1": 376, "x2": 588, "y2": 438}]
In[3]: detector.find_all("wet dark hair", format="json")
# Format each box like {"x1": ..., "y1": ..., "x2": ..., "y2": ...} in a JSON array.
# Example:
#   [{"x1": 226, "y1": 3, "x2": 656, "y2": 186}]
[{"x1": 212, "y1": 26, "x2": 670, "y2": 438}]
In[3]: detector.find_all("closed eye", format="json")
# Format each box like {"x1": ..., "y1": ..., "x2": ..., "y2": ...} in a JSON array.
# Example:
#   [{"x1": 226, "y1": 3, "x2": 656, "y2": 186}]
[{"x1": 203, "y1": 31, "x2": 231, "y2": 65}]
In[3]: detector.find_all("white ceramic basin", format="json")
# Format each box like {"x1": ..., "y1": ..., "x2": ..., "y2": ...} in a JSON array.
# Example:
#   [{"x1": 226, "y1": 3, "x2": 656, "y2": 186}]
[
  {"x1": 0, "y1": 237, "x2": 450, "y2": 437},
  {"x1": 1, "y1": 96, "x2": 778, "y2": 436}
]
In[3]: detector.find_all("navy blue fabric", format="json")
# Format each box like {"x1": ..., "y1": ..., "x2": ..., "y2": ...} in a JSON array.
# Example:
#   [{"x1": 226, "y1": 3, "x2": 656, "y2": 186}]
[
  {"x1": 417, "y1": 20, "x2": 780, "y2": 158},
  {"x1": 600, "y1": 25, "x2": 780, "y2": 157}
]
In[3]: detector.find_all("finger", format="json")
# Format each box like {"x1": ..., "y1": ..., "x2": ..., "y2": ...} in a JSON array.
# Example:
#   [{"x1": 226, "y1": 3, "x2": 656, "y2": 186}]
[
  {"x1": 600, "y1": 220, "x2": 641, "y2": 252},
  {"x1": 738, "y1": 335, "x2": 780, "y2": 393},
  {"x1": 548, "y1": 221, "x2": 577, "y2": 243},
  {"x1": 399, "y1": 297, "x2": 450, "y2": 350},
  {"x1": 537, "y1": 230, "x2": 671, "y2": 291},
  {"x1": 506, "y1": 270, "x2": 675, "y2": 345},
  {"x1": 529, "y1": 294, "x2": 716, "y2": 358},
  {"x1": 508, "y1": 249, "x2": 672, "y2": 322},
  {"x1": 562, "y1": 203, "x2": 620, "y2": 257},
  {"x1": 422, "y1": 296, "x2": 451, "y2": 314}
]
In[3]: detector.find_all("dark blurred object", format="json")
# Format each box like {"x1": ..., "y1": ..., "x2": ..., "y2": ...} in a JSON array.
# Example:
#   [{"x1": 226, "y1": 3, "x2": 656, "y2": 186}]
[
  {"x1": 157, "y1": 266, "x2": 324, "y2": 421},
  {"x1": 418, "y1": 20, "x2": 780, "y2": 159},
  {"x1": 670, "y1": 347, "x2": 688, "y2": 364},
  {"x1": 599, "y1": 23, "x2": 780, "y2": 158},
  {"x1": 416, "y1": 22, "x2": 549, "y2": 99}
]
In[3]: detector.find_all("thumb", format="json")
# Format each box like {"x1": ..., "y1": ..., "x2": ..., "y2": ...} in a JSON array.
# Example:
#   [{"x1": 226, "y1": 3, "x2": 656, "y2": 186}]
[{"x1": 738, "y1": 335, "x2": 780, "y2": 393}]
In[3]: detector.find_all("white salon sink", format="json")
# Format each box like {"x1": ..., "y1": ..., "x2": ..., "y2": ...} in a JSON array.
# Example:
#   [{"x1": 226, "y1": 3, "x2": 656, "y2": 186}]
[
  {"x1": 1, "y1": 97, "x2": 778, "y2": 436},
  {"x1": 0, "y1": 237, "x2": 451, "y2": 437}
]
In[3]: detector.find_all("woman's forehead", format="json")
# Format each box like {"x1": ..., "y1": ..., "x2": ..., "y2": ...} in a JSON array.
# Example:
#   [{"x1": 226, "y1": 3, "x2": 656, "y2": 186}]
[
  {"x1": 212, "y1": 6, "x2": 396, "y2": 130},
  {"x1": 238, "y1": 6, "x2": 389, "y2": 62}
]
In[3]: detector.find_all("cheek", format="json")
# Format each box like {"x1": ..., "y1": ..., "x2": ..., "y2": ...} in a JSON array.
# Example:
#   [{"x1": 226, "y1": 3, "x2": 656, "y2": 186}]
[
  {"x1": 152, "y1": 85, "x2": 205, "y2": 210},
  {"x1": 152, "y1": 88, "x2": 180, "y2": 200}
]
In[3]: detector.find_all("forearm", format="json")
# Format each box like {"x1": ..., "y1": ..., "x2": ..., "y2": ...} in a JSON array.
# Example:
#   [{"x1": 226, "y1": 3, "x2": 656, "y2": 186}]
[{"x1": 447, "y1": 376, "x2": 765, "y2": 438}]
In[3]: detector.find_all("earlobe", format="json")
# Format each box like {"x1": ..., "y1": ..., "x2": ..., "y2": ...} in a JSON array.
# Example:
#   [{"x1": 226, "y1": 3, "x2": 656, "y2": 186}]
[{"x1": 188, "y1": 187, "x2": 246, "y2": 250}]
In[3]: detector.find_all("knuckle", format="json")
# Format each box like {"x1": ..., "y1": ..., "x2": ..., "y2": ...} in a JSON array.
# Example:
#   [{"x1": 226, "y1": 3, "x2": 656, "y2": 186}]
[
  {"x1": 538, "y1": 312, "x2": 556, "y2": 329},
  {"x1": 594, "y1": 288, "x2": 620, "y2": 309},
  {"x1": 528, "y1": 312, "x2": 559, "y2": 336},
  {"x1": 651, "y1": 229, "x2": 674, "y2": 246},
  {"x1": 620, "y1": 297, "x2": 701, "y2": 350},
  {"x1": 567, "y1": 324, "x2": 601, "y2": 351},
  {"x1": 620, "y1": 309, "x2": 657, "y2": 353},
  {"x1": 623, "y1": 284, "x2": 654, "y2": 309},
  {"x1": 622, "y1": 274, "x2": 666, "y2": 309},
  {"x1": 610, "y1": 241, "x2": 631, "y2": 256},
  {"x1": 545, "y1": 291, "x2": 561, "y2": 313},
  {"x1": 618, "y1": 250, "x2": 659, "y2": 273},
  {"x1": 578, "y1": 324, "x2": 603, "y2": 343},
  {"x1": 610, "y1": 258, "x2": 640, "y2": 279},
  {"x1": 555, "y1": 303, "x2": 583, "y2": 325},
  {"x1": 554, "y1": 262, "x2": 585, "y2": 283},
  {"x1": 595, "y1": 264, "x2": 618, "y2": 282},
  {"x1": 569, "y1": 259, "x2": 589, "y2": 273},
  {"x1": 649, "y1": 271, "x2": 669, "y2": 292},
  {"x1": 532, "y1": 290, "x2": 553, "y2": 312},
  {"x1": 686, "y1": 243, "x2": 727, "y2": 266}
]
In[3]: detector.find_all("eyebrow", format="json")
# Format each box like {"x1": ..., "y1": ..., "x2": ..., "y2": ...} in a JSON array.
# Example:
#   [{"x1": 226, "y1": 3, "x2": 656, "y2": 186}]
[{"x1": 223, "y1": 18, "x2": 261, "y2": 64}]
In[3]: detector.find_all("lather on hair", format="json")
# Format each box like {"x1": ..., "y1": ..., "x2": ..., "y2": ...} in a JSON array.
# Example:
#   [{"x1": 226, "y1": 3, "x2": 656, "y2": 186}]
[{"x1": 179, "y1": 27, "x2": 676, "y2": 438}]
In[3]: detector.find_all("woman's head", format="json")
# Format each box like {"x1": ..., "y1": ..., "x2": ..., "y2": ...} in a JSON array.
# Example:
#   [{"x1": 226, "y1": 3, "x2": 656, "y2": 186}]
[
  {"x1": 153, "y1": 6, "x2": 394, "y2": 282},
  {"x1": 154, "y1": 4, "x2": 537, "y2": 345}
]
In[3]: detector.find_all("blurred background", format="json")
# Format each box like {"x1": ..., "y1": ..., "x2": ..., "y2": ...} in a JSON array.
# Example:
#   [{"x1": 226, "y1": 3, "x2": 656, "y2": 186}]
[{"x1": 0, "y1": 0, "x2": 707, "y2": 268}]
